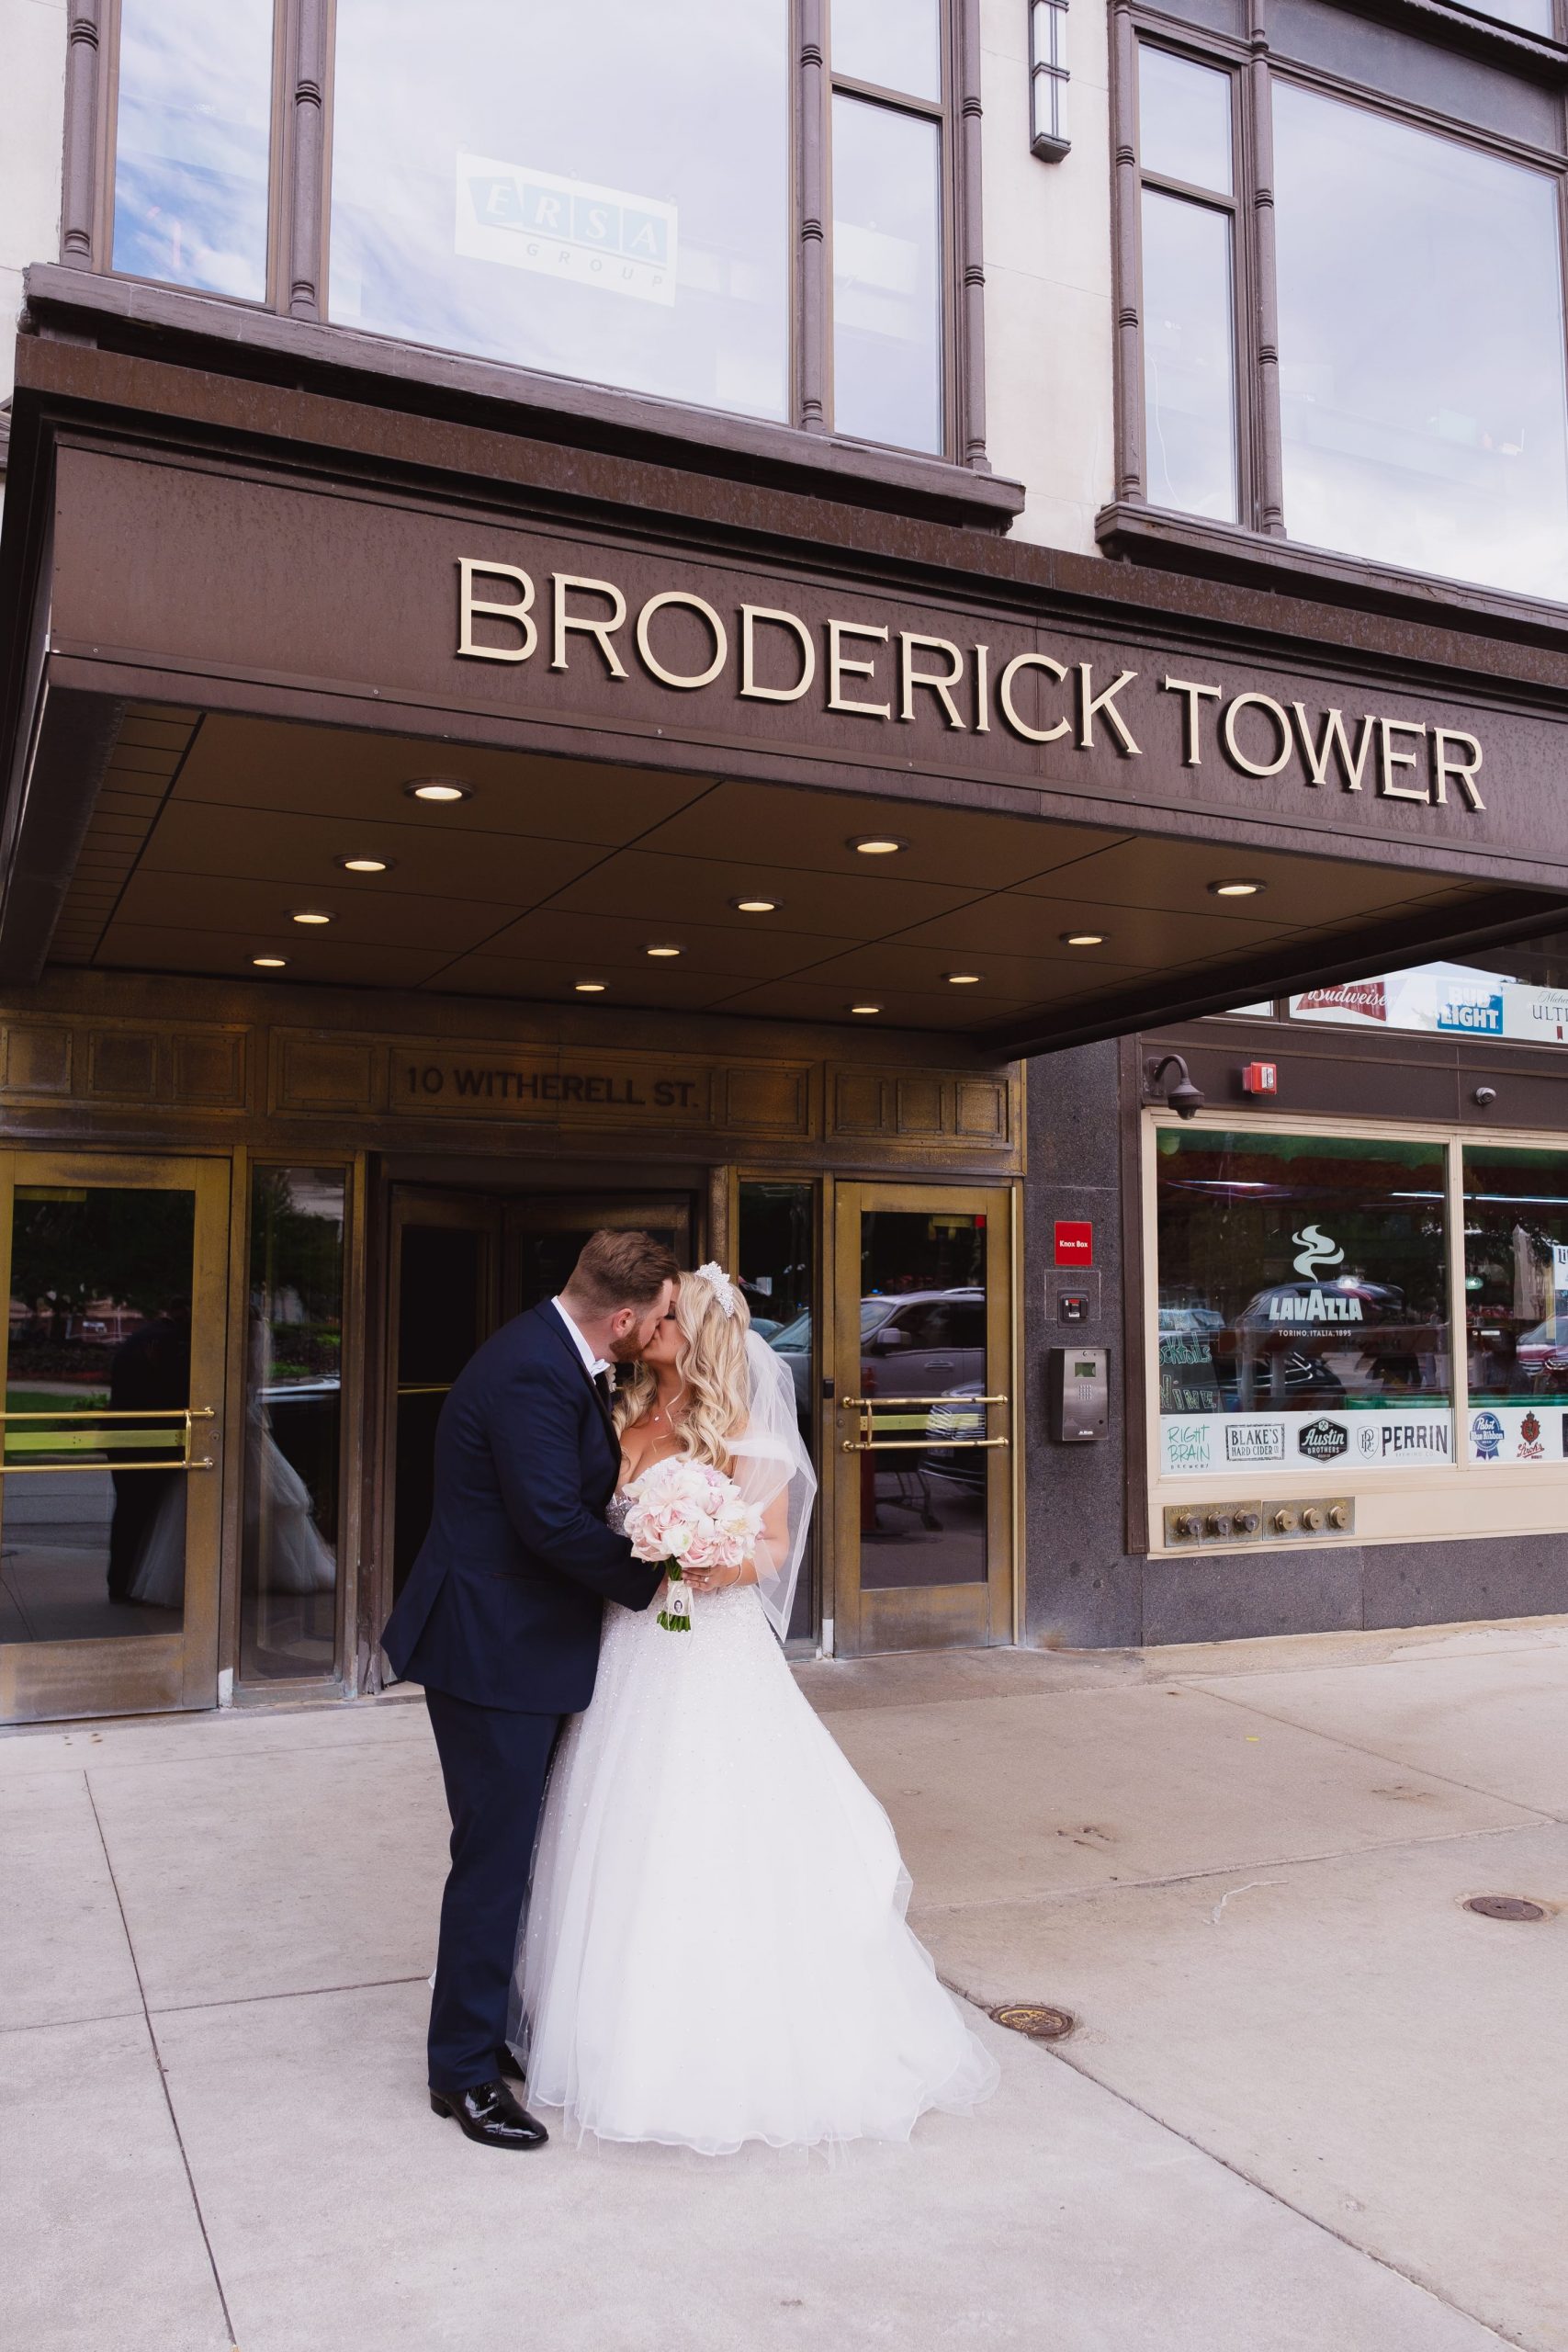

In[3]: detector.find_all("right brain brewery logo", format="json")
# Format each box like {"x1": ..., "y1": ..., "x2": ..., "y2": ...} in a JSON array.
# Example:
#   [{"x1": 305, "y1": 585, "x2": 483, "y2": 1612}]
[
  {"x1": 1471, "y1": 1410, "x2": 1505, "y2": 1461},
  {"x1": 1299, "y1": 1417, "x2": 1348, "y2": 1464}
]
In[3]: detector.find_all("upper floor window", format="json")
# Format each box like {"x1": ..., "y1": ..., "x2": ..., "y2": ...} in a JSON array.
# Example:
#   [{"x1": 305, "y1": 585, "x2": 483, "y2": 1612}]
[
  {"x1": 92, "y1": 0, "x2": 968, "y2": 463},
  {"x1": 1123, "y1": 16, "x2": 1568, "y2": 605},
  {"x1": 110, "y1": 0, "x2": 276, "y2": 300}
]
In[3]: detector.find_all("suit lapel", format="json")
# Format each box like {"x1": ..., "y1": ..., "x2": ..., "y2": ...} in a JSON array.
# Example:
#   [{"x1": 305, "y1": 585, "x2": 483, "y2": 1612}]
[{"x1": 536, "y1": 1301, "x2": 618, "y2": 1448}]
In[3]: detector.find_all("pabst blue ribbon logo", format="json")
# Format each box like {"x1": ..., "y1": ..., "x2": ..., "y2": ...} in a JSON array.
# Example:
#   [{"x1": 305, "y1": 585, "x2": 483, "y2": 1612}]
[
  {"x1": 1471, "y1": 1410, "x2": 1504, "y2": 1461},
  {"x1": 1292, "y1": 1225, "x2": 1344, "y2": 1279}
]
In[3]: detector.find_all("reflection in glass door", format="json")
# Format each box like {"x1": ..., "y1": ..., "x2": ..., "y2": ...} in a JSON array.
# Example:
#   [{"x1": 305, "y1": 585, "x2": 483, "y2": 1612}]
[
  {"x1": 832, "y1": 1184, "x2": 1014, "y2": 1655},
  {"x1": 0, "y1": 1153, "x2": 229, "y2": 1723},
  {"x1": 387, "y1": 1193, "x2": 502, "y2": 1604}
]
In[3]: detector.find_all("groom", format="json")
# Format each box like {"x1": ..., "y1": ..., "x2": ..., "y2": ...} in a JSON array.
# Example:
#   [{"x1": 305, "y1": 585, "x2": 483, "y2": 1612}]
[{"x1": 382, "y1": 1228, "x2": 679, "y2": 2150}]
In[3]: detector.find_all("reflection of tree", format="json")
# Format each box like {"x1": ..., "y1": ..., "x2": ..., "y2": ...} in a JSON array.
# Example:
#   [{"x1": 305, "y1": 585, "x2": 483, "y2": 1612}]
[
  {"x1": 10, "y1": 1193, "x2": 194, "y2": 1339},
  {"x1": 249, "y1": 1174, "x2": 342, "y2": 1314}
]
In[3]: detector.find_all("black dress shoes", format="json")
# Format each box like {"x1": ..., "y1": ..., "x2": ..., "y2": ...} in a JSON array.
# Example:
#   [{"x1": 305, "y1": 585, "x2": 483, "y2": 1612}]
[{"x1": 429, "y1": 2078, "x2": 548, "y2": 2151}]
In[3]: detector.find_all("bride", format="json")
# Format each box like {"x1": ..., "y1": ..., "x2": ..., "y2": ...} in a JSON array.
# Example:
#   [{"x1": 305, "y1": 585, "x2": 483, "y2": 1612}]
[{"x1": 512, "y1": 1261, "x2": 998, "y2": 2155}]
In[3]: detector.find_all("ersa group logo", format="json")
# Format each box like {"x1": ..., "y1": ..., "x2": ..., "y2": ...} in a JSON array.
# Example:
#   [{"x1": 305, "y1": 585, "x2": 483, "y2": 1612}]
[{"x1": 1471, "y1": 1410, "x2": 1505, "y2": 1460}]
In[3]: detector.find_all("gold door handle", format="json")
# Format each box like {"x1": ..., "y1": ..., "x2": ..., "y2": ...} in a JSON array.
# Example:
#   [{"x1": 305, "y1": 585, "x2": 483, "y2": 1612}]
[
  {"x1": 0, "y1": 1405, "x2": 218, "y2": 1476},
  {"x1": 838, "y1": 1393, "x2": 1010, "y2": 1453}
]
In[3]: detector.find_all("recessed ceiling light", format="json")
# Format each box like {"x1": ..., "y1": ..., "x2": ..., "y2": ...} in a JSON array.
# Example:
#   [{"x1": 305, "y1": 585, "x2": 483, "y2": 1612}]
[
  {"x1": 1062, "y1": 932, "x2": 1105, "y2": 946},
  {"x1": 849, "y1": 1002, "x2": 883, "y2": 1015},
  {"x1": 731, "y1": 896, "x2": 781, "y2": 914},
  {"x1": 645, "y1": 944, "x2": 682, "y2": 958},
  {"x1": 337, "y1": 855, "x2": 394, "y2": 875},
  {"x1": 849, "y1": 834, "x2": 908, "y2": 856},
  {"x1": 404, "y1": 777, "x2": 472, "y2": 803},
  {"x1": 290, "y1": 910, "x2": 333, "y2": 925},
  {"x1": 574, "y1": 980, "x2": 607, "y2": 994},
  {"x1": 1209, "y1": 878, "x2": 1265, "y2": 898},
  {"x1": 944, "y1": 971, "x2": 983, "y2": 985},
  {"x1": 252, "y1": 956, "x2": 287, "y2": 969}
]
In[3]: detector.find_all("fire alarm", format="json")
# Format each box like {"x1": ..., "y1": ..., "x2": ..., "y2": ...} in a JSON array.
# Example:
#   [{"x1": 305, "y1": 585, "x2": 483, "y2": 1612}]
[{"x1": 1242, "y1": 1060, "x2": 1278, "y2": 1095}]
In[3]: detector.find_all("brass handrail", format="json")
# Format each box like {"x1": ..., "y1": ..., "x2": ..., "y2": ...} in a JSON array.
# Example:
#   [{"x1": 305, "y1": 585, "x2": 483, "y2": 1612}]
[
  {"x1": 0, "y1": 1405, "x2": 216, "y2": 1476},
  {"x1": 839, "y1": 1392, "x2": 1010, "y2": 1454}
]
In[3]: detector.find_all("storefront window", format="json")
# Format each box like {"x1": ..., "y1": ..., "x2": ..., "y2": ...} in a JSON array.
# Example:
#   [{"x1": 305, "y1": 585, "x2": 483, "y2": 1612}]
[
  {"x1": 1290, "y1": 936, "x2": 1568, "y2": 1046},
  {"x1": 239, "y1": 1170, "x2": 345, "y2": 1682},
  {"x1": 111, "y1": 0, "x2": 275, "y2": 299},
  {"x1": 738, "y1": 1182, "x2": 817, "y2": 1639},
  {"x1": 1462, "y1": 1147, "x2": 1568, "y2": 1465},
  {"x1": 831, "y1": 92, "x2": 944, "y2": 454},
  {"x1": 329, "y1": 0, "x2": 792, "y2": 423},
  {"x1": 1272, "y1": 87, "x2": 1568, "y2": 601},
  {"x1": 1156, "y1": 1129, "x2": 1452, "y2": 1478}
]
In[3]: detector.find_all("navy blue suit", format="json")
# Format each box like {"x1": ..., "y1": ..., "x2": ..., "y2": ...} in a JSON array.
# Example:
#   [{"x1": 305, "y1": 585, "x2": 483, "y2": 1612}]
[{"x1": 382, "y1": 1302, "x2": 662, "y2": 2094}]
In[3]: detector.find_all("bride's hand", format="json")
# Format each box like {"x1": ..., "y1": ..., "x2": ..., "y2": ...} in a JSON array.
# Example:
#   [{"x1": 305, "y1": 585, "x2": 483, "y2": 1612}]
[{"x1": 686, "y1": 1562, "x2": 741, "y2": 1594}]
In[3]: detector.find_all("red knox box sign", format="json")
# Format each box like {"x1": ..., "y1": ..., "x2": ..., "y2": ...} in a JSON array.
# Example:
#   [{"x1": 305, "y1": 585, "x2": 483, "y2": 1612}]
[{"x1": 1054, "y1": 1220, "x2": 1094, "y2": 1267}]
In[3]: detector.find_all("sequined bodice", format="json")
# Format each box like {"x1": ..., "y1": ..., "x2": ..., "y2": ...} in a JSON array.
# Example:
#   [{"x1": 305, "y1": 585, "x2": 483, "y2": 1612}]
[{"x1": 605, "y1": 1490, "x2": 632, "y2": 1537}]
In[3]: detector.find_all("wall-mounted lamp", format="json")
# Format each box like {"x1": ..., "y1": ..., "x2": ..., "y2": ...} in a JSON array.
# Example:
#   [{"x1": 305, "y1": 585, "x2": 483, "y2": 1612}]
[
  {"x1": 1030, "y1": 0, "x2": 1071, "y2": 162},
  {"x1": 1145, "y1": 1053, "x2": 1205, "y2": 1119}
]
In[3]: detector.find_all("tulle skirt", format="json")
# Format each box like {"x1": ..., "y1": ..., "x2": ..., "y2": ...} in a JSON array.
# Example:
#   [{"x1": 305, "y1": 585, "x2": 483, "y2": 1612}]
[{"x1": 513, "y1": 1580, "x2": 999, "y2": 2155}]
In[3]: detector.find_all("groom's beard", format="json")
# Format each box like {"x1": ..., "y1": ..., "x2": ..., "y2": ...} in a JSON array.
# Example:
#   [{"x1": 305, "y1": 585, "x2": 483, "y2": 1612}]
[{"x1": 607, "y1": 1330, "x2": 649, "y2": 1365}]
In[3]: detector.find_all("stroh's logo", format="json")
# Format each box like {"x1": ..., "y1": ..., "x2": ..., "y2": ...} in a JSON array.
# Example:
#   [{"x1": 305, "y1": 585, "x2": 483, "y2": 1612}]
[{"x1": 1292, "y1": 1225, "x2": 1345, "y2": 1279}]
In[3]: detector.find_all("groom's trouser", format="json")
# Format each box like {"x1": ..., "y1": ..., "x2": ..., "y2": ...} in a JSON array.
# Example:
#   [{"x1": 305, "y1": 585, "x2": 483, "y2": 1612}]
[{"x1": 424, "y1": 1689, "x2": 561, "y2": 2097}]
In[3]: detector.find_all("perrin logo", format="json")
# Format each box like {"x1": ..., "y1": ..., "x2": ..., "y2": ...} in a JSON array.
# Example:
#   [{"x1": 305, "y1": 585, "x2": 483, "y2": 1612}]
[{"x1": 1292, "y1": 1225, "x2": 1344, "y2": 1279}]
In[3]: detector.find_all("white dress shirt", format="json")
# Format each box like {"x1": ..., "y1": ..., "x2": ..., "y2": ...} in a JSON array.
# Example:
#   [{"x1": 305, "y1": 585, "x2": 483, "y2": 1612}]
[{"x1": 552, "y1": 1295, "x2": 611, "y2": 1381}]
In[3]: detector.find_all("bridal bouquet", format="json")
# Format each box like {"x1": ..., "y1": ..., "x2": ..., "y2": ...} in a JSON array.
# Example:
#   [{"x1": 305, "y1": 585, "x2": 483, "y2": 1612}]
[{"x1": 622, "y1": 1456, "x2": 764, "y2": 1633}]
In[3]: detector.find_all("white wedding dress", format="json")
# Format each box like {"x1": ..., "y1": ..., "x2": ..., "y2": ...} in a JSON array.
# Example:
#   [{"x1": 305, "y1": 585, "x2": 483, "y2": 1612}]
[{"x1": 513, "y1": 1516, "x2": 999, "y2": 2156}]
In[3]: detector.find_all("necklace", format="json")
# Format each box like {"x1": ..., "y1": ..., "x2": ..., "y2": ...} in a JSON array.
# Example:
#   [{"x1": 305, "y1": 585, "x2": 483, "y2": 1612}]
[{"x1": 647, "y1": 1385, "x2": 688, "y2": 1430}]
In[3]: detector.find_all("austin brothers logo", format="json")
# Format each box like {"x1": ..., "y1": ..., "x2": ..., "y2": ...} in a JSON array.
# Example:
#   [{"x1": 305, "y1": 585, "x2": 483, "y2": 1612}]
[
  {"x1": 1292, "y1": 1225, "x2": 1344, "y2": 1279},
  {"x1": 1299, "y1": 1418, "x2": 1349, "y2": 1463}
]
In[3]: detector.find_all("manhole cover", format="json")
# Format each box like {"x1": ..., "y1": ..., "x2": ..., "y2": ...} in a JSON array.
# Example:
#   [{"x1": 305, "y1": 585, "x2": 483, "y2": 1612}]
[
  {"x1": 1464, "y1": 1895, "x2": 1547, "y2": 1922},
  {"x1": 990, "y1": 2002, "x2": 1075, "y2": 2041}
]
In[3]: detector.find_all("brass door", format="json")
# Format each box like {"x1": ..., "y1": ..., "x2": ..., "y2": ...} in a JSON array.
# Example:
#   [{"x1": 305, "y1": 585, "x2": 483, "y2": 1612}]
[
  {"x1": 502, "y1": 1193, "x2": 694, "y2": 1319},
  {"x1": 0, "y1": 1150, "x2": 231, "y2": 1724},
  {"x1": 831, "y1": 1182, "x2": 1014, "y2": 1655},
  {"x1": 382, "y1": 1188, "x2": 694, "y2": 1600},
  {"x1": 385, "y1": 1190, "x2": 503, "y2": 1604}
]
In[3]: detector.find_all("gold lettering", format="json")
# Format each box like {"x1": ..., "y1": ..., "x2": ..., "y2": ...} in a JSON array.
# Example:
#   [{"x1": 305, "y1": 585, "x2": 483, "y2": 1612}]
[
  {"x1": 1161, "y1": 676, "x2": 1222, "y2": 766},
  {"x1": 739, "y1": 605, "x2": 816, "y2": 703},
  {"x1": 457, "y1": 559, "x2": 536, "y2": 663},
  {"x1": 1077, "y1": 664, "x2": 1141, "y2": 756},
  {"x1": 974, "y1": 643, "x2": 990, "y2": 734},
  {"x1": 897, "y1": 633, "x2": 966, "y2": 729},
  {"x1": 1431, "y1": 728, "x2": 1485, "y2": 811},
  {"x1": 827, "y1": 620, "x2": 890, "y2": 719},
  {"x1": 1292, "y1": 706, "x2": 1376, "y2": 793},
  {"x1": 550, "y1": 573, "x2": 628, "y2": 677},
  {"x1": 997, "y1": 651, "x2": 1069, "y2": 743},
  {"x1": 635, "y1": 591, "x2": 728, "y2": 690},
  {"x1": 1221, "y1": 692, "x2": 1292, "y2": 778},
  {"x1": 1378, "y1": 717, "x2": 1429, "y2": 801}
]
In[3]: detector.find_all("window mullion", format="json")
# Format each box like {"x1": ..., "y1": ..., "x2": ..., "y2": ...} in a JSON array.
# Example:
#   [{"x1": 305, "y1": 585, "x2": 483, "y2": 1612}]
[
  {"x1": 61, "y1": 0, "x2": 106, "y2": 268},
  {"x1": 285, "y1": 0, "x2": 329, "y2": 319},
  {"x1": 1112, "y1": 0, "x2": 1146, "y2": 502},
  {"x1": 956, "y1": 0, "x2": 988, "y2": 469},
  {"x1": 1247, "y1": 19, "x2": 1286, "y2": 534},
  {"x1": 798, "y1": 0, "x2": 830, "y2": 433}
]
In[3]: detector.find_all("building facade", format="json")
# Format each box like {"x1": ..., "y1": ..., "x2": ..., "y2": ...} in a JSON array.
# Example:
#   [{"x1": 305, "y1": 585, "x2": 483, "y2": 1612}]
[{"x1": 3, "y1": 0, "x2": 1568, "y2": 1724}]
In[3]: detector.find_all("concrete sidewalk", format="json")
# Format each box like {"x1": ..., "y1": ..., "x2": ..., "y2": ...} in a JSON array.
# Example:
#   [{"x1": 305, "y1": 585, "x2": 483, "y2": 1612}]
[{"x1": 5, "y1": 1619, "x2": 1567, "y2": 2352}]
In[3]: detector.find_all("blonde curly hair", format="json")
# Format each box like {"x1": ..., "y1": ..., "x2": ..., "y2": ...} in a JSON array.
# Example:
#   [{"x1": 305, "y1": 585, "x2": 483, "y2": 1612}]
[{"x1": 614, "y1": 1270, "x2": 750, "y2": 1466}]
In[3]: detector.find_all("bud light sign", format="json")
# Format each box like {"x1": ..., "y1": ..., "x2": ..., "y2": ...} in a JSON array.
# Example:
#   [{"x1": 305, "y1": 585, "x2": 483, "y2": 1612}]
[{"x1": 1438, "y1": 989, "x2": 1504, "y2": 1036}]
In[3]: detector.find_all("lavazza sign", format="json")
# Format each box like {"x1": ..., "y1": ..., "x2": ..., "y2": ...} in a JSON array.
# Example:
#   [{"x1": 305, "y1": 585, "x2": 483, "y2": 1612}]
[{"x1": 455, "y1": 559, "x2": 1488, "y2": 812}]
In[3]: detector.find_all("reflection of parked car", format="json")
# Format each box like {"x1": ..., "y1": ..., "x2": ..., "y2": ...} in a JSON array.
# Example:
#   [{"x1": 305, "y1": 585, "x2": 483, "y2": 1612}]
[
  {"x1": 1158, "y1": 1304, "x2": 1224, "y2": 1336},
  {"x1": 748, "y1": 1316, "x2": 783, "y2": 1342},
  {"x1": 1224, "y1": 1280, "x2": 1436, "y2": 1406},
  {"x1": 1497, "y1": 1317, "x2": 1568, "y2": 1385},
  {"x1": 769, "y1": 1290, "x2": 987, "y2": 1418}
]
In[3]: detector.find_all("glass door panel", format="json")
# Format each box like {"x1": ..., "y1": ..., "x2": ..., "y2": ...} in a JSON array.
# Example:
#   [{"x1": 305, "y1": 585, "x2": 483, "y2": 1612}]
[
  {"x1": 501, "y1": 1193, "x2": 693, "y2": 1320},
  {"x1": 387, "y1": 1193, "x2": 502, "y2": 1603},
  {"x1": 0, "y1": 1152, "x2": 229, "y2": 1723},
  {"x1": 832, "y1": 1184, "x2": 1014, "y2": 1654}
]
